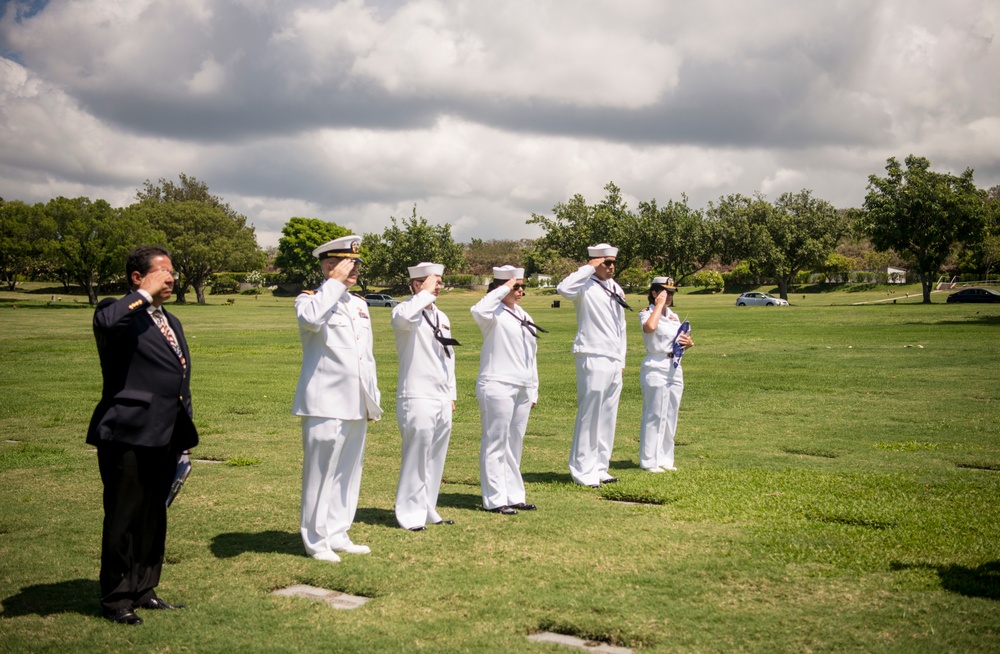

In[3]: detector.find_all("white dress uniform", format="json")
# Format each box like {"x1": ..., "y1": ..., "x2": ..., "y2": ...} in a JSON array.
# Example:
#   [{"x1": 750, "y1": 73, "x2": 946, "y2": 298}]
[
  {"x1": 556, "y1": 245, "x2": 628, "y2": 487},
  {"x1": 638, "y1": 303, "x2": 684, "y2": 471},
  {"x1": 292, "y1": 237, "x2": 382, "y2": 559},
  {"x1": 470, "y1": 269, "x2": 539, "y2": 511},
  {"x1": 392, "y1": 264, "x2": 457, "y2": 530}
]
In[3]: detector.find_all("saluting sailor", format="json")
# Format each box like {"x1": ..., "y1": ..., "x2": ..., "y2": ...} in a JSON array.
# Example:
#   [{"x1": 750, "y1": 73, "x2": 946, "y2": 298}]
[
  {"x1": 292, "y1": 235, "x2": 382, "y2": 562},
  {"x1": 556, "y1": 243, "x2": 629, "y2": 488},
  {"x1": 392, "y1": 262, "x2": 459, "y2": 531},
  {"x1": 471, "y1": 265, "x2": 545, "y2": 515},
  {"x1": 639, "y1": 277, "x2": 693, "y2": 472}
]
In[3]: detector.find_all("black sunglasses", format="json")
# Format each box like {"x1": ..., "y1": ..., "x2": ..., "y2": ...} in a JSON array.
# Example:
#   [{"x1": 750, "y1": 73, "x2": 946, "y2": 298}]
[
  {"x1": 512, "y1": 284, "x2": 525, "y2": 291},
  {"x1": 603, "y1": 259, "x2": 616, "y2": 267}
]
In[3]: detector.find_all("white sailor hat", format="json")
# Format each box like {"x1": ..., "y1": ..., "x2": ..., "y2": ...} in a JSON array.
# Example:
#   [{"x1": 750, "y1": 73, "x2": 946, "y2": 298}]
[
  {"x1": 408, "y1": 262, "x2": 445, "y2": 279},
  {"x1": 651, "y1": 276, "x2": 677, "y2": 292},
  {"x1": 492, "y1": 265, "x2": 525, "y2": 280},
  {"x1": 313, "y1": 235, "x2": 363, "y2": 261},
  {"x1": 587, "y1": 243, "x2": 618, "y2": 258}
]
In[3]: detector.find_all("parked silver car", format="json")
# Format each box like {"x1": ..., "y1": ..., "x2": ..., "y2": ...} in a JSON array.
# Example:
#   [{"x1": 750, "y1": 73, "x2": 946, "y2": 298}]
[
  {"x1": 364, "y1": 293, "x2": 400, "y2": 307},
  {"x1": 735, "y1": 292, "x2": 789, "y2": 307}
]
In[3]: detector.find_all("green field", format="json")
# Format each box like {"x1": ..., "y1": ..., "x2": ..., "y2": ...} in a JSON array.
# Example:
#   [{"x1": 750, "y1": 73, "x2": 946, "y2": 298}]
[{"x1": 1, "y1": 283, "x2": 998, "y2": 653}]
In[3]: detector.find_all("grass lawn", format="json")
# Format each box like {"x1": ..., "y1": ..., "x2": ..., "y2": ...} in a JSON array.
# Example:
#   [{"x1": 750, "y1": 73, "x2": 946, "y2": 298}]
[{"x1": 1, "y1": 283, "x2": 998, "y2": 652}]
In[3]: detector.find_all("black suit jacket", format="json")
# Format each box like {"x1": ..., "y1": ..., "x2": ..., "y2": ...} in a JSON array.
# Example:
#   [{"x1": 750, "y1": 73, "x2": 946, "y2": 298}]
[{"x1": 87, "y1": 291, "x2": 199, "y2": 451}]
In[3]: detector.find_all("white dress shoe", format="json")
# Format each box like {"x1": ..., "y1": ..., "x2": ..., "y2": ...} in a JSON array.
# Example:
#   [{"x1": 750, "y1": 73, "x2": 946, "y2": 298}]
[
  {"x1": 313, "y1": 550, "x2": 341, "y2": 563},
  {"x1": 643, "y1": 467, "x2": 665, "y2": 473},
  {"x1": 662, "y1": 466, "x2": 677, "y2": 471},
  {"x1": 333, "y1": 543, "x2": 371, "y2": 555}
]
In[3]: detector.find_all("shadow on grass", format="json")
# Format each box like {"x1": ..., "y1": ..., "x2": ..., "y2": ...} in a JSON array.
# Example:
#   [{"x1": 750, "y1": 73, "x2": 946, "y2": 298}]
[
  {"x1": 435, "y1": 491, "x2": 482, "y2": 511},
  {"x1": 610, "y1": 459, "x2": 641, "y2": 471},
  {"x1": 354, "y1": 507, "x2": 397, "y2": 527},
  {"x1": 934, "y1": 315, "x2": 1000, "y2": 327},
  {"x1": 211, "y1": 530, "x2": 301, "y2": 558},
  {"x1": 1, "y1": 578, "x2": 101, "y2": 618},
  {"x1": 521, "y1": 471, "x2": 573, "y2": 485},
  {"x1": 891, "y1": 561, "x2": 1000, "y2": 600}
]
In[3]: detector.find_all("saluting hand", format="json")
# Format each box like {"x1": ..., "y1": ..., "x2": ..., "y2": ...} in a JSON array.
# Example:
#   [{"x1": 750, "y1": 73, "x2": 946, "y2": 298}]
[
  {"x1": 139, "y1": 270, "x2": 175, "y2": 298},
  {"x1": 419, "y1": 275, "x2": 440, "y2": 294},
  {"x1": 328, "y1": 258, "x2": 357, "y2": 283}
]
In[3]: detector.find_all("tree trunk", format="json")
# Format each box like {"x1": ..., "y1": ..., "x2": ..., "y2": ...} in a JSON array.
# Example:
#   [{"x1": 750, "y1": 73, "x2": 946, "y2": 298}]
[
  {"x1": 776, "y1": 276, "x2": 791, "y2": 301},
  {"x1": 195, "y1": 283, "x2": 207, "y2": 304},
  {"x1": 920, "y1": 272, "x2": 933, "y2": 303},
  {"x1": 87, "y1": 283, "x2": 98, "y2": 306},
  {"x1": 174, "y1": 283, "x2": 189, "y2": 304}
]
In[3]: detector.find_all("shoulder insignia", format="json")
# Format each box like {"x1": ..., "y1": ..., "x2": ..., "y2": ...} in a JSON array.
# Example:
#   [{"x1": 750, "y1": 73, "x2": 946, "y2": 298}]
[{"x1": 299, "y1": 290, "x2": 316, "y2": 295}]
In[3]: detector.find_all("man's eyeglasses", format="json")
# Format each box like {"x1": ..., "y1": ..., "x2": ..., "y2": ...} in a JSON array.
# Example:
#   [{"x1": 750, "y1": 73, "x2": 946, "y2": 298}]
[{"x1": 512, "y1": 284, "x2": 526, "y2": 291}]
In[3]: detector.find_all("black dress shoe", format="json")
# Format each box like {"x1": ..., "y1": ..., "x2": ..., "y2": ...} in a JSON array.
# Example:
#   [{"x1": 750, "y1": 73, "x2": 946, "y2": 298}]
[
  {"x1": 139, "y1": 597, "x2": 185, "y2": 610},
  {"x1": 601, "y1": 477, "x2": 620, "y2": 484},
  {"x1": 104, "y1": 607, "x2": 143, "y2": 625},
  {"x1": 587, "y1": 484, "x2": 600, "y2": 489},
  {"x1": 431, "y1": 519, "x2": 455, "y2": 525},
  {"x1": 487, "y1": 506, "x2": 518, "y2": 515},
  {"x1": 408, "y1": 525, "x2": 427, "y2": 531},
  {"x1": 510, "y1": 503, "x2": 536, "y2": 511}
]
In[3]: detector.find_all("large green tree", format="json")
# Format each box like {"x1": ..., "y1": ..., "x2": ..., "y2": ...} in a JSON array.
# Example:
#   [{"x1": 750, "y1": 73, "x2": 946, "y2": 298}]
[
  {"x1": 635, "y1": 194, "x2": 714, "y2": 284},
  {"x1": 709, "y1": 190, "x2": 843, "y2": 300},
  {"x1": 363, "y1": 206, "x2": 464, "y2": 287},
  {"x1": 861, "y1": 155, "x2": 985, "y2": 303},
  {"x1": 46, "y1": 197, "x2": 162, "y2": 305},
  {"x1": 956, "y1": 185, "x2": 1000, "y2": 279},
  {"x1": 0, "y1": 199, "x2": 51, "y2": 291},
  {"x1": 129, "y1": 200, "x2": 265, "y2": 304},
  {"x1": 526, "y1": 182, "x2": 642, "y2": 277},
  {"x1": 133, "y1": 174, "x2": 264, "y2": 303},
  {"x1": 274, "y1": 217, "x2": 351, "y2": 289},
  {"x1": 462, "y1": 239, "x2": 530, "y2": 276}
]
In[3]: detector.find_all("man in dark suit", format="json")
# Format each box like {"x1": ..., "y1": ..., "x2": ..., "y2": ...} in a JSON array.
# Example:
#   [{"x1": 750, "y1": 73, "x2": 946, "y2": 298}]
[{"x1": 88, "y1": 245, "x2": 199, "y2": 625}]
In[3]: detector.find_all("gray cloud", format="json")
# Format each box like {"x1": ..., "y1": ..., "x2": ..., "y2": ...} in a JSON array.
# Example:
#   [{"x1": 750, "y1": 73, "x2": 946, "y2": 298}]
[{"x1": 1, "y1": 0, "x2": 998, "y2": 247}]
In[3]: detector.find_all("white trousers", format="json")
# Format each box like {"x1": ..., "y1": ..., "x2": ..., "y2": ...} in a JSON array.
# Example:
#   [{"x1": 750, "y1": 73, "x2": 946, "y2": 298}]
[
  {"x1": 639, "y1": 363, "x2": 684, "y2": 470},
  {"x1": 395, "y1": 398, "x2": 452, "y2": 529},
  {"x1": 300, "y1": 416, "x2": 367, "y2": 556},
  {"x1": 477, "y1": 380, "x2": 531, "y2": 510},
  {"x1": 569, "y1": 355, "x2": 623, "y2": 486}
]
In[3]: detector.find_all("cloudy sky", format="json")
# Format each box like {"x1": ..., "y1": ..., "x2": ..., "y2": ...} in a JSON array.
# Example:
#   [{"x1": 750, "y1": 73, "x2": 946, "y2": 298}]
[{"x1": 1, "y1": 0, "x2": 998, "y2": 248}]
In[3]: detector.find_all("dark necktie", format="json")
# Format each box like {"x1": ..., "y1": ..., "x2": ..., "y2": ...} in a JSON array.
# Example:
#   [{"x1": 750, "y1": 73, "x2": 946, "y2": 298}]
[
  {"x1": 152, "y1": 309, "x2": 187, "y2": 369},
  {"x1": 591, "y1": 276, "x2": 633, "y2": 311},
  {"x1": 503, "y1": 308, "x2": 548, "y2": 338},
  {"x1": 423, "y1": 310, "x2": 460, "y2": 357}
]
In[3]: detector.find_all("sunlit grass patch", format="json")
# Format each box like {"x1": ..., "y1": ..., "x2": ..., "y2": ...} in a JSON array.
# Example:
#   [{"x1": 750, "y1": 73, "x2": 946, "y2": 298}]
[
  {"x1": 0, "y1": 442, "x2": 73, "y2": 471},
  {"x1": 225, "y1": 456, "x2": 263, "y2": 467},
  {"x1": 874, "y1": 441, "x2": 943, "y2": 451}
]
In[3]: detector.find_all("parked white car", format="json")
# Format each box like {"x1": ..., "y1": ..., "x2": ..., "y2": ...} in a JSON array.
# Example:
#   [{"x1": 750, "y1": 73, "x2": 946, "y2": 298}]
[
  {"x1": 735, "y1": 292, "x2": 789, "y2": 307},
  {"x1": 364, "y1": 293, "x2": 400, "y2": 308}
]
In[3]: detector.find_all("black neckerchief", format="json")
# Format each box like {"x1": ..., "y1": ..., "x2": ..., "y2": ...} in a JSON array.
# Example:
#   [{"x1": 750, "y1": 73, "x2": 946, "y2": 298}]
[
  {"x1": 423, "y1": 308, "x2": 460, "y2": 357},
  {"x1": 590, "y1": 275, "x2": 633, "y2": 311},
  {"x1": 503, "y1": 307, "x2": 549, "y2": 338}
]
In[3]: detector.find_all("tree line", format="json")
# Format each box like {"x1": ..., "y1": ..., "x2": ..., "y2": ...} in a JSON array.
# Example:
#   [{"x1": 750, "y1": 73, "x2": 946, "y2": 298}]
[{"x1": 2, "y1": 156, "x2": 998, "y2": 305}]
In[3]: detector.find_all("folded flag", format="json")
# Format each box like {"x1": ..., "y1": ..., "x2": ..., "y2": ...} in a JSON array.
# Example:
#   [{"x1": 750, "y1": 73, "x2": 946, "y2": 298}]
[{"x1": 672, "y1": 321, "x2": 690, "y2": 368}]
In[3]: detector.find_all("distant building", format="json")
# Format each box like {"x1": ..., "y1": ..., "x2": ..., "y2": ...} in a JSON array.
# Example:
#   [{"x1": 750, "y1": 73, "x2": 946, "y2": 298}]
[
  {"x1": 531, "y1": 274, "x2": 553, "y2": 288},
  {"x1": 887, "y1": 267, "x2": 906, "y2": 284}
]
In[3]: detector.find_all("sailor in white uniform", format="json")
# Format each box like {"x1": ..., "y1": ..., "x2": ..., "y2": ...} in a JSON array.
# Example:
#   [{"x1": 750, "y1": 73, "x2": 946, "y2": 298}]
[
  {"x1": 639, "y1": 277, "x2": 693, "y2": 472},
  {"x1": 292, "y1": 235, "x2": 382, "y2": 562},
  {"x1": 556, "y1": 243, "x2": 629, "y2": 487},
  {"x1": 470, "y1": 266, "x2": 543, "y2": 515},
  {"x1": 392, "y1": 262, "x2": 458, "y2": 531}
]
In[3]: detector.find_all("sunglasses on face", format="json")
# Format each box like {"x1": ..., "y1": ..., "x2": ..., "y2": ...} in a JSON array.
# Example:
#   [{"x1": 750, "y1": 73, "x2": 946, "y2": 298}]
[
  {"x1": 512, "y1": 284, "x2": 525, "y2": 291},
  {"x1": 603, "y1": 259, "x2": 616, "y2": 267}
]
